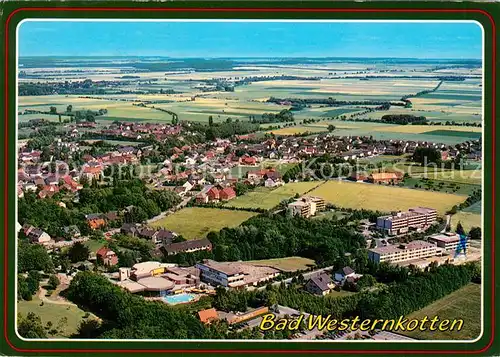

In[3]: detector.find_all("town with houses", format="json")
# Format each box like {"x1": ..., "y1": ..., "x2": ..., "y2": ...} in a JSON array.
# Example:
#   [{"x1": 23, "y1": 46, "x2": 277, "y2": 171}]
[
  {"x1": 17, "y1": 115, "x2": 482, "y2": 341},
  {"x1": 14, "y1": 21, "x2": 484, "y2": 342}
]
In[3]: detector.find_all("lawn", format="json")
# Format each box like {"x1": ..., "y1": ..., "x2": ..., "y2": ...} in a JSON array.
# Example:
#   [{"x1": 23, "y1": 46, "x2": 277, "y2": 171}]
[
  {"x1": 149, "y1": 207, "x2": 258, "y2": 240},
  {"x1": 224, "y1": 182, "x2": 322, "y2": 210},
  {"x1": 84, "y1": 239, "x2": 106, "y2": 253},
  {"x1": 309, "y1": 180, "x2": 466, "y2": 214},
  {"x1": 17, "y1": 296, "x2": 95, "y2": 338},
  {"x1": 400, "y1": 283, "x2": 481, "y2": 341},
  {"x1": 451, "y1": 211, "x2": 482, "y2": 232},
  {"x1": 246, "y1": 257, "x2": 316, "y2": 272}
]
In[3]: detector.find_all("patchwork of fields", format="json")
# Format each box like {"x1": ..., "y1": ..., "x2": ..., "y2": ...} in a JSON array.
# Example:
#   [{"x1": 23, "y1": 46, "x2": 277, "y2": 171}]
[
  {"x1": 149, "y1": 207, "x2": 258, "y2": 240},
  {"x1": 309, "y1": 180, "x2": 466, "y2": 214}
]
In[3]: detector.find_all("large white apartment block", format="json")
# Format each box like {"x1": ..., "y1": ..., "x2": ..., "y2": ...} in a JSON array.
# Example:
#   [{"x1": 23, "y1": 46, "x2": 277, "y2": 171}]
[
  {"x1": 376, "y1": 207, "x2": 437, "y2": 235},
  {"x1": 368, "y1": 240, "x2": 438, "y2": 264}
]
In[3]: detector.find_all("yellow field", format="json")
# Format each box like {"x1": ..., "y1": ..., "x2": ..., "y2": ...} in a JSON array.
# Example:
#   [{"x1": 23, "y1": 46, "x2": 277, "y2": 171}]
[
  {"x1": 374, "y1": 125, "x2": 483, "y2": 134},
  {"x1": 309, "y1": 180, "x2": 465, "y2": 214},
  {"x1": 246, "y1": 257, "x2": 316, "y2": 272},
  {"x1": 149, "y1": 207, "x2": 258, "y2": 240},
  {"x1": 451, "y1": 212, "x2": 482, "y2": 232},
  {"x1": 266, "y1": 126, "x2": 326, "y2": 135}
]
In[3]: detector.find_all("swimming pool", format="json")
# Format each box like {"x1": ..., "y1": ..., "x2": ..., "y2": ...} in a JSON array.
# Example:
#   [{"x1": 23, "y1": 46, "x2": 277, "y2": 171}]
[{"x1": 163, "y1": 293, "x2": 196, "y2": 305}]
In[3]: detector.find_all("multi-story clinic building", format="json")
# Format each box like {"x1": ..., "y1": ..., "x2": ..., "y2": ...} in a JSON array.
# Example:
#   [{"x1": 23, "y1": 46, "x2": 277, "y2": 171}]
[
  {"x1": 287, "y1": 196, "x2": 325, "y2": 218},
  {"x1": 376, "y1": 207, "x2": 437, "y2": 235},
  {"x1": 428, "y1": 232, "x2": 471, "y2": 252},
  {"x1": 368, "y1": 240, "x2": 438, "y2": 264}
]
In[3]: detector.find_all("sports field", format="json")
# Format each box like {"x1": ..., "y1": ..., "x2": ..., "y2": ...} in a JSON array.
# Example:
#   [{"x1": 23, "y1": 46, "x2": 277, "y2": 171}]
[
  {"x1": 246, "y1": 256, "x2": 316, "y2": 272},
  {"x1": 149, "y1": 207, "x2": 258, "y2": 240},
  {"x1": 400, "y1": 283, "x2": 481, "y2": 341},
  {"x1": 309, "y1": 180, "x2": 465, "y2": 214},
  {"x1": 224, "y1": 182, "x2": 322, "y2": 210},
  {"x1": 451, "y1": 211, "x2": 482, "y2": 232}
]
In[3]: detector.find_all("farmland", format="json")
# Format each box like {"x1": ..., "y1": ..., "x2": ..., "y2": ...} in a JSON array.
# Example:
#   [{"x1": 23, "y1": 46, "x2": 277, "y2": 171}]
[
  {"x1": 451, "y1": 211, "x2": 482, "y2": 232},
  {"x1": 149, "y1": 207, "x2": 258, "y2": 240},
  {"x1": 400, "y1": 283, "x2": 481, "y2": 341},
  {"x1": 246, "y1": 256, "x2": 316, "y2": 272},
  {"x1": 309, "y1": 180, "x2": 466, "y2": 214},
  {"x1": 224, "y1": 182, "x2": 322, "y2": 210}
]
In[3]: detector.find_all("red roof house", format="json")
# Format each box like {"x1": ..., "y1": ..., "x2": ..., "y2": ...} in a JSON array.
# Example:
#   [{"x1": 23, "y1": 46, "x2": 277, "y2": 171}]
[
  {"x1": 219, "y1": 187, "x2": 236, "y2": 201},
  {"x1": 207, "y1": 187, "x2": 220, "y2": 202}
]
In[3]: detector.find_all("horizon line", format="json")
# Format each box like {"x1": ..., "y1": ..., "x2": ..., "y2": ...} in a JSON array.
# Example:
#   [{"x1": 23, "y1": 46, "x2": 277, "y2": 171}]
[{"x1": 18, "y1": 55, "x2": 482, "y2": 60}]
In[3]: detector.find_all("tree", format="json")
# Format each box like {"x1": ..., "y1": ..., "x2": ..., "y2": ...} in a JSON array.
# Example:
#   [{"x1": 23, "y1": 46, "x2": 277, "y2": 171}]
[
  {"x1": 26, "y1": 270, "x2": 41, "y2": 295},
  {"x1": 18, "y1": 241, "x2": 54, "y2": 273},
  {"x1": 456, "y1": 222, "x2": 466, "y2": 237},
  {"x1": 412, "y1": 147, "x2": 441, "y2": 166},
  {"x1": 18, "y1": 312, "x2": 47, "y2": 338},
  {"x1": 67, "y1": 105, "x2": 73, "y2": 113},
  {"x1": 49, "y1": 106, "x2": 57, "y2": 115},
  {"x1": 469, "y1": 227, "x2": 481, "y2": 240},
  {"x1": 74, "y1": 319, "x2": 102, "y2": 338},
  {"x1": 327, "y1": 124, "x2": 336, "y2": 133},
  {"x1": 48, "y1": 274, "x2": 60, "y2": 290},
  {"x1": 208, "y1": 116, "x2": 214, "y2": 127},
  {"x1": 68, "y1": 242, "x2": 90, "y2": 263},
  {"x1": 356, "y1": 274, "x2": 377, "y2": 290}
]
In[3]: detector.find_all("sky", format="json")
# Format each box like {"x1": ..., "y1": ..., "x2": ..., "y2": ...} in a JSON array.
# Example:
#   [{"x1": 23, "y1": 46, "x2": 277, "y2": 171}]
[{"x1": 19, "y1": 21, "x2": 482, "y2": 59}]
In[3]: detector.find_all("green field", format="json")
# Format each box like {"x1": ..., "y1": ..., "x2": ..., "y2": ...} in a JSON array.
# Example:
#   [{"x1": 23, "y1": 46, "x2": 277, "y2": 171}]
[
  {"x1": 246, "y1": 257, "x2": 316, "y2": 272},
  {"x1": 309, "y1": 180, "x2": 465, "y2": 214},
  {"x1": 149, "y1": 207, "x2": 258, "y2": 240},
  {"x1": 402, "y1": 177, "x2": 480, "y2": 196},
  {"x1": 17, "y1": 296, "x2": 96, "y2": 338},
  {"x1": 451, "y1": 211, "x2": 482, "y2": 232},
  {"x1": 18, "y1": 113, "x2": 72, "y2": 123},
  {"x1": 424, "y1": 130, "x2": 482, "y2": 139},
  {"x1": 463, "y1": 201, "x2": 482, "y2": 214},
  {"x1": 400, "y1": 283, "x2": 481, "y2": 341},
  {"x1": 319, "y1": 108, "x2": 362, "y2": 117},
  {"x1": 224, "y1": 182, "x2": 322, "y2": 210}
]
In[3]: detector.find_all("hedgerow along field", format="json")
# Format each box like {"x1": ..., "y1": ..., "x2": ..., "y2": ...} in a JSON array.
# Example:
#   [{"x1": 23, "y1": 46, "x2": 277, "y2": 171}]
[
  {"x1": 309, "y1": 180, "x2": 466, "y2": 215},
  {"x1": 223, "y1": 181, "x2": 322, "y2": 210},
  {"x1": 148, "y1": 207, "x2": 258, "y2": 240}
]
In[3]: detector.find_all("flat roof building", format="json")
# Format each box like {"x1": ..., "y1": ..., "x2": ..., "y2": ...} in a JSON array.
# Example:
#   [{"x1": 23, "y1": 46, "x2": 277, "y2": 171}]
[
  {"x1": 287, "y1": 196, "x2": 325, "y2": 218},
  {"x1": 428, "y1": 232, "x2": 470, "y2": 252},
  {"x1": 195, "y1": 259, "x2": 280, "y2": 289},
  {"x1": 368, "y1": 240, "x2": 438, "y2": 264},
  {"x1": 376, "y1": 207, "x2": 437, "y2": 235}
]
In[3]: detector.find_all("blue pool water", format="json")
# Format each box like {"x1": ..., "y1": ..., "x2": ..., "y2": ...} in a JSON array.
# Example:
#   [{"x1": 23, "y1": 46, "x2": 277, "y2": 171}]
[{"x1": 163, "y1": 293, "x2": 196, "y2": 305}]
